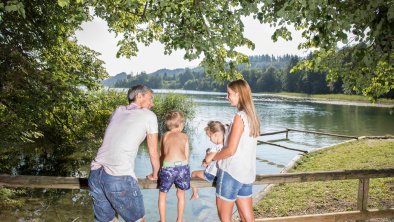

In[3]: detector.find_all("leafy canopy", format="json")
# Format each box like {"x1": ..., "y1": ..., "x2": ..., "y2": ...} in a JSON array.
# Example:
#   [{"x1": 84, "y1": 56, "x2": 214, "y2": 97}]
[{"x1": 257, "y1": 0, "x2": 394, "y2": 100}]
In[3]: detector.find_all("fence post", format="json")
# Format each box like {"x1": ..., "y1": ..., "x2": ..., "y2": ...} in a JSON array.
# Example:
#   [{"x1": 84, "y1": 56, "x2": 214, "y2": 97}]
[
  {"x1": 356, "y1": 178, "x2": 370, "y2": 222},
  {"x1": 285, "y1": 128, "x2": 289, "y2": 140}
]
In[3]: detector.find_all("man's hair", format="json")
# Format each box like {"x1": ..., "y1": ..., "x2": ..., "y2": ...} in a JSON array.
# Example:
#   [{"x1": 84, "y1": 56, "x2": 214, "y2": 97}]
[
  {"x1": 165, "y1": 111, "x2": 184, "y2": 130},
  {"x1": 127, "y1": 84, "x2": 153, "y2": 103}
]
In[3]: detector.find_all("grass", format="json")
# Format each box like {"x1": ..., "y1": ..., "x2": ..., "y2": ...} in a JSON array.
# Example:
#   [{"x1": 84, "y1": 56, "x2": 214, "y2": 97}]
[
  {"x1": 268, "y1": 92, "x2": 394, "y2": 105},
  {"x1": 253, "y1": 139, "x2": 394, "y2": 218}
]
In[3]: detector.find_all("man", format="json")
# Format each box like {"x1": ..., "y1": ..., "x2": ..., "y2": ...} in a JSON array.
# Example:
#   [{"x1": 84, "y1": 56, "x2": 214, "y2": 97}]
[{"x1": 88, "y1": 84, "x2": 160, "y2": 222}]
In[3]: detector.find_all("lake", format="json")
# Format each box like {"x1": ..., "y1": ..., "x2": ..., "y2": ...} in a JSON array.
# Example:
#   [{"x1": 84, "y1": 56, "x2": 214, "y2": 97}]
[{"x1": 1, "y1": 90, "x2": 393, "y2": 221}]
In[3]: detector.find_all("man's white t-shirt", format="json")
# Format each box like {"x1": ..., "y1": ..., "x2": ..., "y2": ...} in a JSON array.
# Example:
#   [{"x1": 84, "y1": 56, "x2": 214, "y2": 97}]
[{"x1": 91, "y1": 103, "x2": 158, "y2": 179}]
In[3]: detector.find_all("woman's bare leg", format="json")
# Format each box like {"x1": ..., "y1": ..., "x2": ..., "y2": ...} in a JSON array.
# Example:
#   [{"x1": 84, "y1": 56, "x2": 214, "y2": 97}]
[
  {"x1": 235, "y1": 197, "x2": 254, "y2": 222},
  {"x1": 216, "y1": 196, "x2": 234, "y2": 222}
]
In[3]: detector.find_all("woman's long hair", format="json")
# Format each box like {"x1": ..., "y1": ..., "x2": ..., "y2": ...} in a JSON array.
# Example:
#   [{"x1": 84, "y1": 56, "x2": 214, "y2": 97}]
[{"x1": 228, "y1": 79, "x2": 260, "y2": 137}]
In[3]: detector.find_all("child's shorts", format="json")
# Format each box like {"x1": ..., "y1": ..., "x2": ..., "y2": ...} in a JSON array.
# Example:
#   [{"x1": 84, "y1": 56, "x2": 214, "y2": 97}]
[
  {"x1": 159, "y1": 164, "x2": 190, "y2": 193},
  {"x1": 203, "y1": 171, "x2": 216, "y2": 183}
]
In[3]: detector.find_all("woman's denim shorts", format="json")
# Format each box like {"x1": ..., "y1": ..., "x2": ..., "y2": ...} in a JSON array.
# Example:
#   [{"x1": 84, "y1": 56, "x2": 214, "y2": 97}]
[
  {"x1": 203, "y1": 171, "x2": 216, "y2": 183},
  {"x1": 88, "y1": 167, "x2": 145, "y2": 222},
  {"x1": 216, "y1": 169, "x2": 252, "y2": 202}
]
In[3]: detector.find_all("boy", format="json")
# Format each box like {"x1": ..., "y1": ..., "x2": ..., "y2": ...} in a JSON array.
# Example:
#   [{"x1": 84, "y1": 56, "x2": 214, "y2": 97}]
[{"x1": 158, "y1": 111, "x2": 190, "y2": 222}]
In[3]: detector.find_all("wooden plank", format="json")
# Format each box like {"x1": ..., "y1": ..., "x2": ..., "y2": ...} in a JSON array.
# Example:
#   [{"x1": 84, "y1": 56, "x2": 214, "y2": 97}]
[
  {"x1": 258, "y1": 140, "x2": 308, "y2": 153},
  {"x1": 0, "y1": 174, "x2": 88, "y2": 189},
  {"x1": 1, "y1": 168, "x2": 394, "y2": 190},
  {"x1": 254, "y1": 168, "x2": 394, "y2": 185},
  {"x1": 0, "y1": 174, "x2": 213, "y2": 190},
  {"x1": 255, "y1": 208, "x2": 394, "y2": 222},
  {"x1": 260, "y1": 130, "x2": 289, "y2": 136},
  {"x1": 287, "y1": 128, "x2": 359, "y2": 139}
]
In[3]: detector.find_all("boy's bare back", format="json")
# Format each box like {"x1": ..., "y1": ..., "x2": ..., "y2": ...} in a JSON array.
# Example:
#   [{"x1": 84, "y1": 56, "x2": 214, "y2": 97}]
[{"x1": 161, "y1": 131, "x2": 189, "y2": 162}]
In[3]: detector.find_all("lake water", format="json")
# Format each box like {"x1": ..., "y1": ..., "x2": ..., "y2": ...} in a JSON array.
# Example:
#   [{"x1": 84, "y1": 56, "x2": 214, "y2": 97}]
[{"x1": 1, "y1": 90, "x2": 393, "y2": 221}]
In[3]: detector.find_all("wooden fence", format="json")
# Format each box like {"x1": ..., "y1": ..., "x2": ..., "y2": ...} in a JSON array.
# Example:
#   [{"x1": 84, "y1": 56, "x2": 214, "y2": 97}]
[
  {"x1": 1, "y1": 168, "x2": 394, "y2": 221},
  {"x1": 258, "y1": 128, "x2": 360, "y2": 153}
]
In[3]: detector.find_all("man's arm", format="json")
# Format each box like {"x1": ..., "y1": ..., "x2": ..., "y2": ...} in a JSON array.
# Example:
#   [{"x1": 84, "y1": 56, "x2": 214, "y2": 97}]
[{"x1": 146, "y1": 133, "x2": 160, "y2": 180}]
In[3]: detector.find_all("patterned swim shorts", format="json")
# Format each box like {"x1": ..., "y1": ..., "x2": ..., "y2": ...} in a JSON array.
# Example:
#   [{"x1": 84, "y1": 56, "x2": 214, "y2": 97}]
[{"x1": 159, "y1": 165, "x2": 191, "y2": 192}]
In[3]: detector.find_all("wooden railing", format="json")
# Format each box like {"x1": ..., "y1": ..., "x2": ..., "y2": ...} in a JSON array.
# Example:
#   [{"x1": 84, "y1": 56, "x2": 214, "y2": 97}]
[
  {"x1": 258, "y1": 128, "x2": 360, "y2": 153},
  {"x1": 1, "y1": 168, "x2": 394, "y2": 221},
  {"x1": 253, "y1": 168, "x2": 394, "y2": 222}
]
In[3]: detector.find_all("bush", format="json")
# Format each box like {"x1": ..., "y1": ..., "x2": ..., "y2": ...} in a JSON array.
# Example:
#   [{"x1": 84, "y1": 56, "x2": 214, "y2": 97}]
[{"x1": 152, "y1": 93, "x2": 195, "y2": 134}]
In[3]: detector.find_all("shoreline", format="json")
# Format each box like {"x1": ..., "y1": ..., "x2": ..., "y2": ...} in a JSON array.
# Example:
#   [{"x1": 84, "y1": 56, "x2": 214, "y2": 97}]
[
  {"x1": 258, "y1": 93, "x2": 394, "y2": 108},
  {"x1": 110, "y1": 88, "x2": 394, "y2": 108}
]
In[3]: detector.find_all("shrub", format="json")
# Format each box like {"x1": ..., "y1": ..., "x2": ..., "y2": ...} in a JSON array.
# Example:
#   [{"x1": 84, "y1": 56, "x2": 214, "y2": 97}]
[{"x1": 152, "y1": 93, "x2": 195, "y2": 134}]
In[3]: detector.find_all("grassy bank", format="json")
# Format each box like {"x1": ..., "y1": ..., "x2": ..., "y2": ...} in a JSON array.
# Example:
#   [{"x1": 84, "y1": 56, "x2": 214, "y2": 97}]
[
  {"x1": 269, "y1": 92, "x2": 394, "y2": 106},
  {"x1": 254, "y1": 139, "x2": 394, "y2": 218}
]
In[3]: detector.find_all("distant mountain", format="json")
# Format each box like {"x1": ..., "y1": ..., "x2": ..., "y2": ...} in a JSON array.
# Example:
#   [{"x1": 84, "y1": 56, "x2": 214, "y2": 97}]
[
  {"x1": 150, "y1": 68, "x2": 187, "y2": 77},
  {"x1": 102, "y1": 72, "x2": 127, "y2": 86},
  {"x1": 102, "y1": 68, "x2": 203, "y2": 87}
]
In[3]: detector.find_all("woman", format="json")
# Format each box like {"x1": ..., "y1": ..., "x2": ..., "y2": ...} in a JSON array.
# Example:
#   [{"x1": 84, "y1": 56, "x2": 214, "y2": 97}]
[{"x1": 206, "y1": 79, "x2": 260, "y2": 222}]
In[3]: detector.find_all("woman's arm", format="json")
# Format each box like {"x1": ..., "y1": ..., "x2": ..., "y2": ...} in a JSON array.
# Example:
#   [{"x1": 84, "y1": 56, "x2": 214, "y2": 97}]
[
  {"x1": 210, "y1": 114, "x2": 244, "y2": 162},
  {"x1": 204, "y1": 151, "x2": 217, "y2": 162}
]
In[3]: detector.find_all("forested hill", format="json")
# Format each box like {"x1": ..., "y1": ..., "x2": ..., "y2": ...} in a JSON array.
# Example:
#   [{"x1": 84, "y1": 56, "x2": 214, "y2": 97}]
[
  {"x1": 106, "y1": 54, "x2": 348, "y2": 94},
  {"x1": 103, "y1": 54, "x2": 301, "y2": 90},
  {"x1": 104, "y1": 54, "x2": 391, "y2": 98}
]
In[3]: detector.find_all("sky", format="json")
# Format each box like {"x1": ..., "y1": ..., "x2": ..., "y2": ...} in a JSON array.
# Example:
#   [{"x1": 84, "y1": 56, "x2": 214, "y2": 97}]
[{"x1": 75, "y1": 16, "x2": 308, "y2": 76}]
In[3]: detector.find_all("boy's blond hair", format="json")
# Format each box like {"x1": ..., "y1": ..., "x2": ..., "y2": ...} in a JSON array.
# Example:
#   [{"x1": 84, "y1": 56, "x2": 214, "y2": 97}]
[
  {"x1": 204, "y1": 121, "x2": 225, "y2": 135},
  {"x1": 165, "y1": 111, "x2": 184, "y2": 130}
]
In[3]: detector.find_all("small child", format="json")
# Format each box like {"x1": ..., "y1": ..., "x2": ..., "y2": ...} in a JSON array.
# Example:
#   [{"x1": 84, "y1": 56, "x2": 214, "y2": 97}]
[
  {"x1": 158, "y1": 111, "x2": 190, "y2": 222},
  {"x1": 190, "y1": 121, "x2": 226, "y2": 200}
]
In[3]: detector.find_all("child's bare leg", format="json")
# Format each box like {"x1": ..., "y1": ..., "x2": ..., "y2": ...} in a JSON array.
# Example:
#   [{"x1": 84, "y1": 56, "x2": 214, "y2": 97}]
[
  {"x1": 176, "y1": 189, "x2": 185, "y2": 222},
  {"x1": 158, "y1": 191, "x2": 167, "y2": 222},
  {"x1": 191, "y1": 187, "x2": 199, "y2": 200},
  {"x1": 190, "y1": 170, "x2": 205, "y2": 200}
]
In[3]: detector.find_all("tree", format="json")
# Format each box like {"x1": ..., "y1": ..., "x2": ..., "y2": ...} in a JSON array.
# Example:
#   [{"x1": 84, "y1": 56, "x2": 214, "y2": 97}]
[
  {"x1": 1, "y1": 1, "x2": 107, "y2": 146},
  {"x1": 257, "y1": 0, "x2": 394, "y2": 100},
  {"x1": 257, "y1": 66, "x2": 281, "y2": 92}
]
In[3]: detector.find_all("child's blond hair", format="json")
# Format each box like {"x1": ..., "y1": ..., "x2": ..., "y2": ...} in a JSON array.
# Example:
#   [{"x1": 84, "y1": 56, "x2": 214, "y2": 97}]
[
  {"x1": 165, "y1": 111, "x2": 184, "y2": 130},
  {"x1": 204, "y1": 121, "x2": 225, "y2": 136}
]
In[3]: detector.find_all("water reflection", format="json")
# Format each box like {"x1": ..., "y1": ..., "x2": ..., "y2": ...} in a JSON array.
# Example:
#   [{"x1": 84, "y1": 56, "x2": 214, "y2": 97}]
[{"x1": 1, "y1": 91, "x2": 393, "y2": 221}]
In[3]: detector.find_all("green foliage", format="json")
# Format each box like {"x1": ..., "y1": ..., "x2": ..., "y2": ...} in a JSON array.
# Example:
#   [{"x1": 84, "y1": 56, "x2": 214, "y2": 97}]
[
  {"x1": 91, "y1": 0, "x2": 259, "y2": 80},
  {"x1": 1, "y1": 0, "x2": 107, "y2": 147},
  {"x1": 0, "y1": 89, "x2": 196, "y2": 177},
  {"x1": 257, "y1": 0, "x2": 394, "y2": 100},
  {"x1": 0, "y1": 188, "x2": 25, "y2": 209},
  {"x1": 152, "y1": 93, "x2": 195, "y2": 134},
  {"x1": 0, "y1": 89, "x2": 125, "y2": 176}
]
